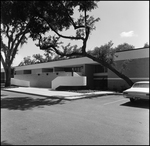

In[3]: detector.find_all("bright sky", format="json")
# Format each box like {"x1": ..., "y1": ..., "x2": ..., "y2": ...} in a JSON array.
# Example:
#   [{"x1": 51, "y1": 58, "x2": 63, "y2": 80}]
[{"x1": 1, "y1": 1, "x2": 149, "y2": 68}]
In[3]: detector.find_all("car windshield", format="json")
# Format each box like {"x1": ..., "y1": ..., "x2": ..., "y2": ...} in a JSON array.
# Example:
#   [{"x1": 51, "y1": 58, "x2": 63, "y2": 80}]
[{"x1": 132, "y1": 83, "x2": 149, "y2": 88}]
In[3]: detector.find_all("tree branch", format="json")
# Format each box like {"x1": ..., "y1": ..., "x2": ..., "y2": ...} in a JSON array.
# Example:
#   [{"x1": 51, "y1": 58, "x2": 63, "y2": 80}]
[
  {"x1": 10, "y1": 22, "x2": 31, "y2": 64},
  {"x1": 85, "y1": 53, "x2": 133, "y2": 86},
  {"x1": 10, "y1": 25, "x2": 25, "y2": 54},
  {"x1": 1, "y1": 53, "x2": 7, "y2": 70},
  {"x1": 81, "y1": 9, "x2": 90, "y2": 53},
  {"x1": 1, "y1": 39, "x2": 7, "y2": 59},
  {"x1": 60, "y1": 1, "x2": 85, "y2": 30},
  {"x1": 36, "y1": 11, "x2": 84, "y2": 40},
  {"x1": 40, "y1": 43, "x2": 83, "y2": 57}
]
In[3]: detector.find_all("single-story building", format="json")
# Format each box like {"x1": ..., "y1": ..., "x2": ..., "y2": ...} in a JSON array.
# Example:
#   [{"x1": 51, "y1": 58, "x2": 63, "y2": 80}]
[{"x1": 1, "y1": 47, "x2": 149, "y2": 91}]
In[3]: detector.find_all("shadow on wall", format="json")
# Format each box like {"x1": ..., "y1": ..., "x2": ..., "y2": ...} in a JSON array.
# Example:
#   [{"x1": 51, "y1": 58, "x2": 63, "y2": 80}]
[
  {"x1": 1, "y1": 140, "x2": 13, "y2": 145},
  {"x1": 108, "y1": 85, "x2": 129, "y2": 92},
  {"x1": 1, "y1": 97, "x2": 65, "y2": 110}
]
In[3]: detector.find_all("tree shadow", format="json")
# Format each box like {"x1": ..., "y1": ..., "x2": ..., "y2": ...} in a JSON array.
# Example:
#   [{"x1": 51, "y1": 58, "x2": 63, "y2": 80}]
[
  {"x1": 1, "y1": 140, "x2": 13, "y2": 145},
  {"x1": 1, "y1": 94, "x2": 8, "y2": 97},
  {"x1": 120, "y1": 100, "x2": 149, "y2": 109},
  {"x1": 1, "y1": 96, "x2": 65, "y2": 111}
]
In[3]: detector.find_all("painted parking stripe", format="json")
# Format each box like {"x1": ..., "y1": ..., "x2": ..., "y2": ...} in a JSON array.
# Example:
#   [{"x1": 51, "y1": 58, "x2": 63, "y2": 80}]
[{"x1": 103, "y1": 99, "x2": 127, "y2": 105}]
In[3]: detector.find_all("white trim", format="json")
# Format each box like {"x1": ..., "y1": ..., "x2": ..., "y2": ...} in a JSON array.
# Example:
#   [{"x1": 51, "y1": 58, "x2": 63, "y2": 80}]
[
  {"x1": 108, "y1": 78, "x2": 149, "y2": 80},
  {"x1": 94, "y1": 78, "x2": 107, "y2": 80},
  {"x1": 15, "y1": 57, "x2": 98, "y2": 71},
  {"x1": 94, "y1": 73, "x2": 108, "y2": 76}
]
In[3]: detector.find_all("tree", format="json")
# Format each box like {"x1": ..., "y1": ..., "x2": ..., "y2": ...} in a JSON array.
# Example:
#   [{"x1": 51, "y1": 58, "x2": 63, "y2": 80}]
[
  {"x1": 1, "y1": 1, "x2": 33, "y2": 86},
  {"x1": 18, "y1": 53, "x2": 51, "y2": 66},
  {"x1": 43, "y1": 50, "x2": 54, "y2": 62},
  {"x1": 115, "y1": 43, "x2": 135, "y2": 52},
  {"x1": 32, "y1": 54, "x2": 45, "y2": 63},
  {"x1": 88, "y1": 41, "x2": 116, "y2": 66},
  {"x1": 18, "y1": 56, "x2": 35, "y2": 66},
  {"x1": 30, "y1": 1, "x2": 133, "y2": 87}
]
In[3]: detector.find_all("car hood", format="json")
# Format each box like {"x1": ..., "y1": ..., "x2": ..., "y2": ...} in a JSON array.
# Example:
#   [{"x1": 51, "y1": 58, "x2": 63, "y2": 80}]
[{"x1": 123, "y1": 88, "x2": 149, "y2": 94}]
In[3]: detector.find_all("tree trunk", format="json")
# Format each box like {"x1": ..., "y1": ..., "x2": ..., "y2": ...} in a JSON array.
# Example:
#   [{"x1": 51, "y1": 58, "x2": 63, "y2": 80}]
[
  {"x1": 85, "y1": 53, "x2": 134, "y2": 87},
  {"x1": 5, "y1": 67, "x2": 11, "y2": 87}
]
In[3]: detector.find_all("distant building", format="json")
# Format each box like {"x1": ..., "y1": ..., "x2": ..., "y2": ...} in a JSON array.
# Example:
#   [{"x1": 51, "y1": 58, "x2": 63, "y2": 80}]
[{"x1": 1, "y1": 47, "x2": 149, "y2": 91}]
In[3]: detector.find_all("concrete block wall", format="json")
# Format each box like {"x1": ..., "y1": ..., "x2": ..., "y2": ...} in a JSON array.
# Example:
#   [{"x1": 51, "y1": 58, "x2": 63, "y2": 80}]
[
  {"x1": 108, "y1": 58, "x2": 149, "y2": 91},
  {"x1": 11, "y1": 78, "x2": 30, "y2": 87},
  {"x1": 52, "y1": 76, "x2": 87, "y2": 89}
]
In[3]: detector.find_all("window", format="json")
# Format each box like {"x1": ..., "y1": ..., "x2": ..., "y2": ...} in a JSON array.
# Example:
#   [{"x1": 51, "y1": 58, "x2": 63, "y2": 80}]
[
  {"x1": 42, "y1": 68, "x2": 53, "y2": 73},
  {"x1": 24, "y1": 70, "x2": 31, "y2": 74},
  {"x1": 72, "y1": 66, "x2": 82, "y2": 72},
  {"x1": 64, "y1": 68, "x2": 72, "y2": 72}
]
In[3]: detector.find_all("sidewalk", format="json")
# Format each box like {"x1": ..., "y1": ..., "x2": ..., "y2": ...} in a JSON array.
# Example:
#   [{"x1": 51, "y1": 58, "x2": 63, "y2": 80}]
[{"x1": 2, "y1": 87, "x2": 117, "y2": 100}]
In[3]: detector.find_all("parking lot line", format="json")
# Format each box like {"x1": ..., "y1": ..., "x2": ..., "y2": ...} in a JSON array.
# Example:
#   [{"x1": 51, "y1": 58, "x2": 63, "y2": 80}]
[{"x1": 103, "y1": 99, "x2": 127, "y2": 105}]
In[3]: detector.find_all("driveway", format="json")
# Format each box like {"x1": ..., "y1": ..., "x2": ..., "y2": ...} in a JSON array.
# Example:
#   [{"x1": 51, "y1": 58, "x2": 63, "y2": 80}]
[{"x1": 1, "y1": 90, "x2": 149, "y2": 145}]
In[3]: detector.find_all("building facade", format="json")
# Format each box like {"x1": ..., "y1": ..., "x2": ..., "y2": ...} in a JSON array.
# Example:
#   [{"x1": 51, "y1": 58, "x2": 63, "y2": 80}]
[
  {"x1": 1, "y1": 47, "x2": 149, "y2": 91},
  {"x1": 108, "y1": 47, "x2": 149, "y2": 91}
]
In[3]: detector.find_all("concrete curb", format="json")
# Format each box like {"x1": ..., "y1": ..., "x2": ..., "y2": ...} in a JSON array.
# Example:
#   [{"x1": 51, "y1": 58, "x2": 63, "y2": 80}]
[
  {"x1": 2, "y1": 88, "x2": 121, "y2": 100},
  {"x1": 65, "y1": 93, "x2": 122, "y2": 100},
  {"x1": 2, "y1": 89, "x2": 66, "y2": 100}
]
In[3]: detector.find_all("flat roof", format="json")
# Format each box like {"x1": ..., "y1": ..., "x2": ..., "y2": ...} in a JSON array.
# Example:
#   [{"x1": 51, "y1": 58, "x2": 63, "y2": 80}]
[
  {"x1": 15, "y1": 57, "x2": 99, "y2": 71},
  {"x1": 1, "y1": 47, "x2": 149, "y2": 72}
]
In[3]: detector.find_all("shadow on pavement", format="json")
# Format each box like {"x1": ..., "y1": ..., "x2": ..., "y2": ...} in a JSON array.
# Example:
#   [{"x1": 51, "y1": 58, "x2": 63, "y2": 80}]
[
  {"x1": 1, "y1": 141, "x2": 13, "y2": 145},
  {"x1": 120, "y1": 100, "x2": 149, "y2": 109},
  {"x1": 1, "y1": 96, "x2": 65, "y2": 111}
]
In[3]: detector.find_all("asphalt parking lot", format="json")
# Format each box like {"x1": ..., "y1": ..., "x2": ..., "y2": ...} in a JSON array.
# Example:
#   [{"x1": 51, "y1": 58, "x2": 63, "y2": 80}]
[{"x1": 1, "y1": 90, "x2": 149, "y2": 145}]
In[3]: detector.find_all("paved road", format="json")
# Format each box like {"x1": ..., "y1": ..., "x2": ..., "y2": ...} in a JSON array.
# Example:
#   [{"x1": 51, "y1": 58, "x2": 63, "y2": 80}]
[{"x1": 1, "y1": 90, "x2": 149, "y2": 145}]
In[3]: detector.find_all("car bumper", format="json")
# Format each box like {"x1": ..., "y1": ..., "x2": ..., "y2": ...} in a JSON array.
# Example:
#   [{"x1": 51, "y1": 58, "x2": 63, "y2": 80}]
[{"x1": 123, "y1": 93, "x2": 149, "y2": 100}]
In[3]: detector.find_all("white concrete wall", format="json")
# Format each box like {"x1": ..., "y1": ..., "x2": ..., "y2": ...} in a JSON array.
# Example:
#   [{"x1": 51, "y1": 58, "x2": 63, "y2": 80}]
[
  {"x1": 11, "y1": 78, "x2": 30, "y2": 87},
  {"x1": 14, "y1": 72, "x2": 72, "y2": 88},
  {"x1": 32, "y1": 68, "x2": 42, "y2": 74},
  {"x1": 52, "y1": 76, "x2": 87, "y2": 89},
  {"x1": 73, "y1": 72, "x2": 82, "y2": 76}
]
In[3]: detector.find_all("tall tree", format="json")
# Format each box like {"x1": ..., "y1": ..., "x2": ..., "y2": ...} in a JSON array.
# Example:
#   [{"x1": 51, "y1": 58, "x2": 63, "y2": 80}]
[
  {"x1": 1, "y1": 1, "x2": 50, "y2": 86},
  {"x1": 1, "y1": 1, "x2": 32, "y2": 86}
]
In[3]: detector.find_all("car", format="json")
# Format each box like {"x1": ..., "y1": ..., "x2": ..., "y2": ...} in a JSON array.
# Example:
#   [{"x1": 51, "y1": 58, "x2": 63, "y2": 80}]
[{"x1": 123, "y1": 81, "x2": 149, "y2": 102}]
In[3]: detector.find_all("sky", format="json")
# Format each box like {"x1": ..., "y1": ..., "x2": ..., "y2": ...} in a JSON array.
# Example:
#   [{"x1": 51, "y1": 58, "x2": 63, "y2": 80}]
[{"x1": 1, "y1": 1, "x2": 149, "y2": 68}]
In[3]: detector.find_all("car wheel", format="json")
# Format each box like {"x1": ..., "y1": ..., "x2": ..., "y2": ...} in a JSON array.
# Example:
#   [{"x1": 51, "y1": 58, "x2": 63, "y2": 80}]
[{"x1": 130, "y1": 98, "x2": 136, "y2": 102}]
